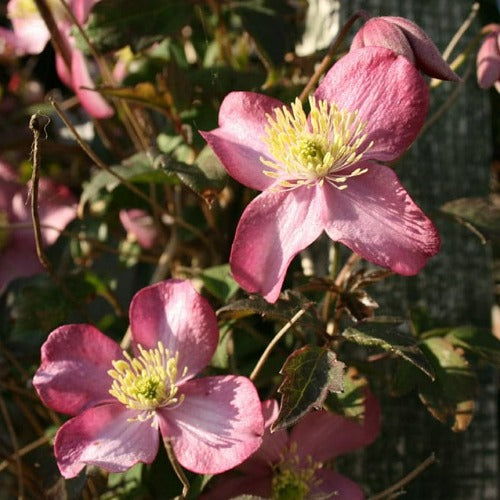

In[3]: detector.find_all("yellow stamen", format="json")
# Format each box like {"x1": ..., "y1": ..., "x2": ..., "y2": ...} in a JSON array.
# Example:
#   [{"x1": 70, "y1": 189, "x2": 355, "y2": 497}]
[
  {"x1": 108, "y1": 341, "x2": 187, "y2": 424},
  {"x1": 261, "y1": 96, "x2": 373, "y2": 191}
]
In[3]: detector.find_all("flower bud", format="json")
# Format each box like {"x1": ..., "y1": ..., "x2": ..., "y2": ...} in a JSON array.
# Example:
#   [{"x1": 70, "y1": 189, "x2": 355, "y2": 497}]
[
  {"x1": 476, "y1": 25, "x2": 500, "y2": 92},
  {"x1": 351, "y1": 16, "x2": 459, "y2": 81}
]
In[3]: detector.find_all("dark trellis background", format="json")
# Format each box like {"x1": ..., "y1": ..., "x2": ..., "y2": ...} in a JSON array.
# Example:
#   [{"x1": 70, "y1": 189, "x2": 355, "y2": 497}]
[{"x1": 337, "y1": 1, "x2": 499, "y2": 498}]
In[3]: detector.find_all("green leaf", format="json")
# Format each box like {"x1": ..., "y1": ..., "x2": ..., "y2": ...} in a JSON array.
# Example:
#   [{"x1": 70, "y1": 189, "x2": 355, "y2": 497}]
[
  {"x1": 200, "y1": 264, "x2": 239, "y2": 302},
  {"x1": 77, "y1": 0, "x2": 193, "y2": 53},
  {"x1": 418, "y1": 337, "x2": 477, "y2": 432},
  {"x1": 325, "y1": 367, "x2": 369, "y2": 421},
  {"x1": 158, "y1": 148, "x2": 227, "y2": 206},
  {"x1": 445, "y1": 326, "x2": 500, "y2": 366},
  {"x1": 342, "y1": 321, "x2": 434, "y2": 379},
  {"x1": 79, "y1": 152, "x2": 173, "y2": 209},
  {"x1": 441, "y1": 196, "x2": 500, "y2": 242},
  {"x1": 271, "y1": 345, "x2": 344, "y2": 431}
]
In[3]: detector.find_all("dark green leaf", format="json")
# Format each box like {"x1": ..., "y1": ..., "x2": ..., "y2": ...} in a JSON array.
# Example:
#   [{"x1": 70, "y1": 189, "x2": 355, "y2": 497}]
[
  {"x1": 272, "y1": 345, "x2": 344, "y2": 431},
  {"x1": 445, "y1": 326, "x2": 500, "y2": 366},
  {"x1": 200, "y1": 264, "x2": 239, "y2": 302},
  {"x1": 418, "y1": 337, "x2": 477, "y2": 432},
  {"x1": 441, "y1": 196, "x2": 500, "y2": 242},
  {"x1": 342, "y1": 321, "x2": 434, "y2": 379},
  {"x1": 76, "y1": 0, "x2": 193, "y2": 53}
]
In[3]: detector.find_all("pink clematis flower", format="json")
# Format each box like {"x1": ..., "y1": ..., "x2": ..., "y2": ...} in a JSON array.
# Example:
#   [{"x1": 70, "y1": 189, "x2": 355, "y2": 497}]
[
  {"x1": 3, "y1": 0, "x2": 113, "y2": 118},
  {"x1": 201, "y1": 47, "x2": 440, "y2": 303},
  {"x1": 119, "y1": 209, "x2": 158, "y2": 250},
  {"x1": 203, "y1": 391, "x2": 380, "y2": 499},
  {"x1": 0, "y1": 159, "x2": 76, "y2": 292},
  {"x1": 351, "y1": 16, "x2": 459, "y2": 81},
  {"x1": 33, "y1": 279, "x2": 264, "y2": 479},
  {"x1": 476, "y1": 25, "x2": 500, "y2": 92}
]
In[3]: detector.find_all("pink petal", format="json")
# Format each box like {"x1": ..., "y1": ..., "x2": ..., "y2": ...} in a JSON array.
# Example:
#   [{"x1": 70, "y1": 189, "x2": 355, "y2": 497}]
[
  {"x1": 351, "y1": 17, "x2": 416, "y2": 64},
  {"x1": 201, "y1": 473, "x2": 272, "y2": 500},
  {"x1": 238, "y1": 399, "x2": 288, "y2": 476},
  {"x1": 54, "y1": 403, "x2": 159, "y2": 478},
  {"x1": 71, "y1": 49, "x2": 114, "y2": 118},
  {"x1": 388, "y1": 16, "x2": 460, "y2": 81},
  {"x1": 129, "y1": 279, "x2": 219, "y2": 382},
  {"x1": 315, "y1": 47, "x2": 429, "y2": 162},
  {"x1": 7, "y1": 1, "x2": 49, "y2": 54},
  {"x1": 158, "y1": 375, "x2": 264, "y2": 474},
  {"x1": 477, "y1": 32, "x2": 500, "y2": 89},
  {"x1": 291, "y1": 389, "x2": 381, "y2": 462},
  {"x1": 230, "y1": 187, "x2": 323, "y2": 303},
  {"x1": 119, "y1": 209, "x2": 158, "y2": 249},
  {"x1": 200, "y1": 91, "x2": 283, "y2": 191},
  {"x1": 312, "y1": 470, "x2": 364, "y2": 500},
  {"x1": 56, "y1": 52, "x2": 73, "y2": 89},
  {"x1": 72, "y1": 0, "x2": 98, "y2": 24},
  {"x1": 33, "y1": 325, "x2": 123, "y2": 415},
  {"x1": 321, "y1": 162, "x2": 440, "y2": 275}
]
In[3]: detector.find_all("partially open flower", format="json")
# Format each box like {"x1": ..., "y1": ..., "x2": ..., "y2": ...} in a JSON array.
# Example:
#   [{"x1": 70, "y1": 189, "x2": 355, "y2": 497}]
[
  {"x1": 119, "y1": 209, "x2": 158, "y2": 250},
  {"x1": 476, "y1": 24, "x2": 500, "y2": 92},
  {"x1": 202, "y1": 47, "x2": 440, "y2": 303},
  {"x1": 351, "y1": 16, "x2": 459, "y2": 81},
  {"x1": 0, "y1": 159, "x2": 76, "y2": 292},
  {"x1": 203, "y1": 391, "x2": 380, "y2": 499},
  {"x1": 33, "y1": 279, "x2": 264, "y2": 479}
]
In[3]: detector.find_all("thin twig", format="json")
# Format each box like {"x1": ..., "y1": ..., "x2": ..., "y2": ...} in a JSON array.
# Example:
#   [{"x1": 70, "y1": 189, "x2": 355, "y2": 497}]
[
  {"x1": 0, "y1": 436, "x2": 50, "y2": 474},
  {"x1": 250, "y1": 308, "x2": 307, "y2": 381},
  {"x1": 0, "y1": 394, "x2": 24, "y2": 499},
  {"x1": 441, "y1": 2, "x2": 480, "y2": 62},
  {"x1": 368, "y1": 453, "x2": 436, "y2": 500},
  {"x1": 165, "y1": 441, "x2": 189, "y2": 499},
  {"x1": 298, "y1": 10, "x2": 368, "y2": 102}
]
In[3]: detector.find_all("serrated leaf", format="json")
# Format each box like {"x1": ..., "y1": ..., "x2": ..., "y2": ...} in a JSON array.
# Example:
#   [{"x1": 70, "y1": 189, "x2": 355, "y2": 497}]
[
  {"x1": 158, "y1": 151, "x2": 227, "y2": 206},
  {"x1": 418, "y1": 337, "x2": 477, "y2": 432},
  {"x1": 79, "y1": 152, "x2": 173, "y2": 209},
  {"x1": 342, "y1": 322, "x2": 434, "y2": 379},
  {"x1": 272, "y1": 345, "x2": 344, "y2": 431},
  {"x1": 217, "y1": 290, "x2": 321, "y2": 334},
  {"x1": 445, "y1": 326, "x2": 500, "y2": 366},
  {"x1": 200, "y1": 264, "x2": 239, "y2": 302},
  {"x1": 77, "y1": 0, "x2": 193, "y2": 53},
  {"x1": 441, "y1": 196, "x2": 500, "y2": 242}
]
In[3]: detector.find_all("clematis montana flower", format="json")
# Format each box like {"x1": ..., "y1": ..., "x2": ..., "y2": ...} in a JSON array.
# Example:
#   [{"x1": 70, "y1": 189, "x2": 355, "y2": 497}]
[
  {"x1": 201, "y1": 47, "x2": 440, "y2": 303},
  {"x1": 203, "y1": 391, "x2": 380, "y2": 499},
  {"x1": 476, "y1": 25, "x2": 500, "y2": 92},
  {"x1": 351, "y1": 16, "x2": 459, "y2": 81},
  {"x1": 2, "y1": 0, "x2": 113, "y2": 118},
  {"x1": 0, "y1": 159, "x2": 76, "y2": 292},
  {"x1": 119, "y1": 209, "x2": 158, "y2": 250},
  {"x1": 33, "y1": 279, "x2": 264, "y2": 478}
]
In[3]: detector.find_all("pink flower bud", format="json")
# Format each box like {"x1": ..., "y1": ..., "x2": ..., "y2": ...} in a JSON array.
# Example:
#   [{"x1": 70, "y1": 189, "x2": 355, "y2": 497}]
[
  {"x1": 351, "y1": 16, "x2": 459, "y2": 81},
  {"x1": 476, "y1": 25, "x2": 500, "y2": 92}
]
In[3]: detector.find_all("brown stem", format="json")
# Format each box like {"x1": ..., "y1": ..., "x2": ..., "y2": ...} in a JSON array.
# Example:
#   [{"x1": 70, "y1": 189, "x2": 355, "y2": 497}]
[{"x1": 165, "y1": 440, "x2": 190, "y2": 498}]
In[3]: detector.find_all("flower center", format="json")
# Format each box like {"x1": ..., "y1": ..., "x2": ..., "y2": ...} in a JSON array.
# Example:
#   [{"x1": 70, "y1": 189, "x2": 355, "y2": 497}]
[
  {"x1": 261, "y1": 97, "x2": 373, "y2": 191},
  {"x1": 271, "y1": 443, "x2": 323, "y2": 500},
  {"x1": 8, "y1": 0, "x2": 65, "y2": 21},
  {"x1": 108, "y1": 341, "x2": 186, "y2": 423}
]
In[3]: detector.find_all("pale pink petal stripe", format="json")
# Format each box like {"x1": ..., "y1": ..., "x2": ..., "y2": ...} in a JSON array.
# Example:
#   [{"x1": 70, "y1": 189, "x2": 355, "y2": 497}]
[
  {"x1": 130, "y1": 280, "x2": 219, "y2": 382},
  {"x1": 230, "y1": 187, "x2": 324, "y2": 303},
  {"x1": 200, "y1": 91, "x2": 283, "y2": 191},
  {"x1": 54, "y1": 403, "x2": 159, "y2": 478},
  {"x1": 159, "y1": 376, "x2": 264, "y2": 474},
  {"x1": 315, "y1": 47, "x2": 428, "y2": 162},
  {"x1": 321, "y1": 162, "x2": 440, "y2": 275},
  {"x1": 33, "y1": 325, "x2": 122, "y2": 415}
]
